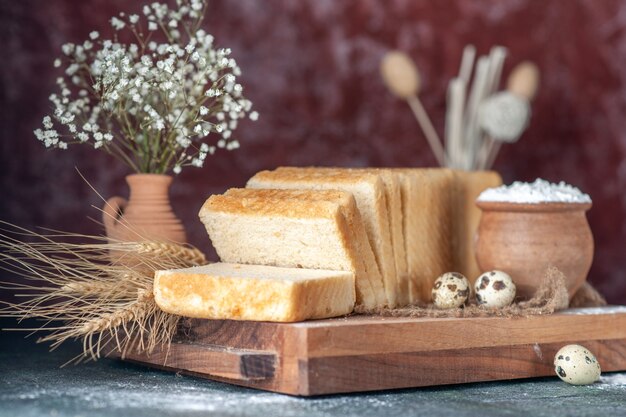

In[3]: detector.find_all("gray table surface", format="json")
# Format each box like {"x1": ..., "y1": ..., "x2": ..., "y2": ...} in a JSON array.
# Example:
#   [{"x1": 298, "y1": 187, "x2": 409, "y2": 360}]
[{"x1": 1, "y1": 325, "x2": 625, "y2": 417}]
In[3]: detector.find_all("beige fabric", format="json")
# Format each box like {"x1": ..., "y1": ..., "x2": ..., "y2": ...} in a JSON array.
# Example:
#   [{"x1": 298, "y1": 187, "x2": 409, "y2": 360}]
[{"x1": 355, "y1": 267, "x2": 571, "y2": 318}]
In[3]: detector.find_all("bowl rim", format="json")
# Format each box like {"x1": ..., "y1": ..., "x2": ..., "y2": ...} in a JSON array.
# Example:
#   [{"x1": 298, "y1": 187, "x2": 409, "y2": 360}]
[{"x1": 475, "y1": 200, "x2": 592, "y2": 212}]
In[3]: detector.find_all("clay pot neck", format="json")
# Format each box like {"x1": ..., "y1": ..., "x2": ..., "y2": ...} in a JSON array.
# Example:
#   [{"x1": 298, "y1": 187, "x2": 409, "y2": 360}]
[
  {"x1": 103, "y1": 173, "x2": 187, "y2": 245},
  {"x1": 126, "y1": 174, "x2": 173, "y2": 202}
]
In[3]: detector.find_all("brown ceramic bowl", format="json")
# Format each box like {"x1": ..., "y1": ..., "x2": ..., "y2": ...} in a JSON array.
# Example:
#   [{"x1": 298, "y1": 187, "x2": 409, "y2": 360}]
[{"x1": 474, "y1": 201, "x2": 593, "y2": 300}]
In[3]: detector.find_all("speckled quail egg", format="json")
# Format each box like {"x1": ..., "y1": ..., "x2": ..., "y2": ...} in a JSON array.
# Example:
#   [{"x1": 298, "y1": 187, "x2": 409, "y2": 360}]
[
  {"x1": 474, "y1": 270, "x2": 516, "y2": 308},
  {"x1": 431, "y1": 272, "x2": 470, "y2": 309},
  {"x1": 554, "y1": 344, "x2": 601, "y2": 385}
]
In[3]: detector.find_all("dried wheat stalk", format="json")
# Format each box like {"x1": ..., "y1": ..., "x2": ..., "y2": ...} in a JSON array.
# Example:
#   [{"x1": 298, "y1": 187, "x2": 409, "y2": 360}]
[{"x1": 0, "y1": 221, "x2": 207, "y2": 364}]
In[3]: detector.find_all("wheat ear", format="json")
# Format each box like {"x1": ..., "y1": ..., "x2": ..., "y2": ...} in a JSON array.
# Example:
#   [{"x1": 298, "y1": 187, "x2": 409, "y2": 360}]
[{"x1": 0, "y1": 222, "x2": 208, "y2": 363}]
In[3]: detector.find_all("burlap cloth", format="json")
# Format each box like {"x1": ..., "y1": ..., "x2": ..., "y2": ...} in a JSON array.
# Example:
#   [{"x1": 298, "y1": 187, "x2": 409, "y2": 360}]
[{"x1": 355, "y1": 267, "x2": 607, "y2": 318}]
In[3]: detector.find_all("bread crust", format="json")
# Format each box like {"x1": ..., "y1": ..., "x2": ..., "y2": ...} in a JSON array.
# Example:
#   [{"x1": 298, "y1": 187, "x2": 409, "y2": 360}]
[
  {"x1": 221, "y1": 188, "x2": 378, "y2": 308},
  {"x1": 154, "y1": 263, "x2": 355, "y2": 322},
  {"x1": 247, "y1": 167, "x2": 393, "y2": 307}
]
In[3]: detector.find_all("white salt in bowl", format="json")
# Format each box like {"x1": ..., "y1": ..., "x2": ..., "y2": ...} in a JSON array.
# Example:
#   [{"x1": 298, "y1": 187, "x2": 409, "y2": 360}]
[{"x1": 475, "y1": 179, "x2": 593, "y2": 300}]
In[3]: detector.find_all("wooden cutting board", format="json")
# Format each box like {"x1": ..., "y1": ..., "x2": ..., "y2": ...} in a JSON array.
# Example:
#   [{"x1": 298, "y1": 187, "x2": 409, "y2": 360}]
[{"x1": 122, "y1": 306, "x2": 626, "y2": 396}]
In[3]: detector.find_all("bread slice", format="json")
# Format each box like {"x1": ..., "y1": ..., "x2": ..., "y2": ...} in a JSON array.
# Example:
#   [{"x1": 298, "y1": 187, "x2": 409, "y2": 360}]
[
  {"x1": 247, "y1": 167, "x2": 395, "y2": 307},
  {"x1": 332, "y1": 168, "x2": 408, "y2": 305},
  {"x1": 223, "y1": 188, "x2": 379, "y2": 308},
  {"x1": 395, "y1": 168, "x2": 455, "y2": 303},
  {"x1": 364, "y1": 169, "x2": 408, "y2": 306},
  {"x1": 451, "y1": 170, "x2": 502, "y2": 280},
  {"x1": 154, "y1": 263, "x2": 355, "y2": 322},
  {"x1": 199, "y1": 191, "x2": 378, "y2": 308}
]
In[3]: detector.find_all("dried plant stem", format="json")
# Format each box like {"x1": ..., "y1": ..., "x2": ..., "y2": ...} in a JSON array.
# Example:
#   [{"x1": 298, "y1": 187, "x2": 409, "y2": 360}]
[
  {"x1": 130, "y1": 241, "x2": 206, "y2": 266},
  {"x1": 0, "y1": 222, "x2": 207, "y2": 363}
]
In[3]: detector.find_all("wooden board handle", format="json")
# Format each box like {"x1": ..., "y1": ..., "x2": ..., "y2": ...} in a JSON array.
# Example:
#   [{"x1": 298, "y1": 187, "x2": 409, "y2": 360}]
[{"x1": 123, "y1": 343, "x2": 277, "y2": 381}]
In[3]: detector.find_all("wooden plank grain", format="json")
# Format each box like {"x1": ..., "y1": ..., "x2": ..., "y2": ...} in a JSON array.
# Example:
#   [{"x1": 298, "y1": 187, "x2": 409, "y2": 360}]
[
  {"x1": 122, "y1": 307, "x2": 626, "y2": 396},
  {"x1": 303, "y1": 339, "x2": 626, "y2": 395},
  {"x1": 303, "y1": 309, "x2": 626, "y2": 357}
]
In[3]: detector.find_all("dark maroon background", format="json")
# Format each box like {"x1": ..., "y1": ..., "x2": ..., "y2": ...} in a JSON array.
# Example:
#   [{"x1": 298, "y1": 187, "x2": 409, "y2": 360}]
[{"x1": 1, "y1": 0, "x2": 625, "y2": 303}]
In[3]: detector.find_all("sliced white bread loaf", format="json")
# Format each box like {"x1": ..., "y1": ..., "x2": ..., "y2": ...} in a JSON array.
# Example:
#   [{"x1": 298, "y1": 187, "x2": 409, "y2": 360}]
[
  {"x1": 247, "y1": 167, "x2": 396, "y2": 307},
  {"x1": 451, "y1": 170, "x2": 502, "y2": 280},
  {"x1": 199, "y1": 191, "x2": 379, "y2": 308},
  {"x1": 154, "y1": 263, "x2": 355, "y2": 322},
  {"x1": 363, "y1": 169, "x2": 409, "y2": 306},
  {"x1": 395, "y1": 168, "x2": 456, "y2": 303},
  {"x1": 223, "y1": 188, "x2": 382, "y2": 308}
]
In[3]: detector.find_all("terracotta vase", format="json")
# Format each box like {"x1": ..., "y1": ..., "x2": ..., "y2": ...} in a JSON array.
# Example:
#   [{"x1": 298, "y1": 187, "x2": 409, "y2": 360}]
[
  {"x1": 103, "y1": 174, "x2": 187, "y2": 244},
  {"x1": 475, "y1": 201, "x2": 593, "y2": 300}
]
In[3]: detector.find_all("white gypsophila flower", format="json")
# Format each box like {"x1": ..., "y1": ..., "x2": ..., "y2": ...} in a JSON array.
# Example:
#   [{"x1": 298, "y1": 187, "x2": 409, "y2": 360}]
[
  {"x1": 36, "y1": 0, "x2": 253, "y2": 175},
  {"x1": 110, "y1": 16, "x2": 125, "y2": 30},
  {"x1": 176, "y1": 136, "x2": 191, "y2": 148},
  {"x1": 61, "y1": 43, "x2": 74, "y2": 56},
  {"x1": 173, "y1": 165, "x2": 182, "y2": 174},
  {"x1": 33, "y1": 129, "x2": 43, "y2": 140},
  {"x1": 42, "y1": 116, "x2": 53, "y2": 129},
  {"x1": 53, "y1": 59, "x2": 62, "y2": 68},
  {"x1": 65, "y1": 63, "x2": 79, "y2": 76},
  {"x1": 249, "y1": 111, "x2": 259, "y2": 121},
  {"x1": 59, "y1": 114, "x2": 74, "y2": 125}
]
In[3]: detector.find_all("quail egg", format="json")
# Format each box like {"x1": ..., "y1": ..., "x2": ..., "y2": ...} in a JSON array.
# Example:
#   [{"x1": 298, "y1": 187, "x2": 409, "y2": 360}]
[
  {"x1": 554, "y1": 344, "x2": 601, "y2": 385},
  {"x1": 474, "y1": 270, "x2": 516, "y2": 308},
  {"x1": 432, "y1": 272, "x2": 470, "y2": 309}
]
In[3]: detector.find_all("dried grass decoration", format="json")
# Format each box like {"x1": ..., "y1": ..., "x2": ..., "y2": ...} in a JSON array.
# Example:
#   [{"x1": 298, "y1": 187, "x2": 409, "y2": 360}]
[{"x1": 0, "y1": 222, "x2": 206, "y2": 364}]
